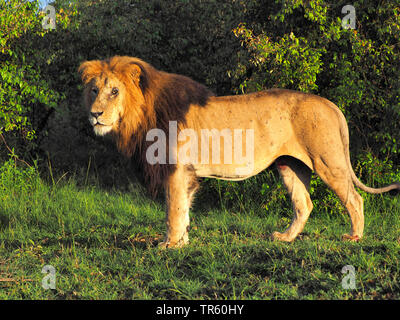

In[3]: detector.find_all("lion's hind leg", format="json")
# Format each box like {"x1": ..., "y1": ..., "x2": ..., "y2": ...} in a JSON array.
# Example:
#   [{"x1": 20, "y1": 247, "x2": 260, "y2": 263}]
[
  {"x1": 313, "y1": 156, "x2": 364, "y2": 241},
  {"x1": 272, "y1": 157, "x2": 314, "y2": 242}
]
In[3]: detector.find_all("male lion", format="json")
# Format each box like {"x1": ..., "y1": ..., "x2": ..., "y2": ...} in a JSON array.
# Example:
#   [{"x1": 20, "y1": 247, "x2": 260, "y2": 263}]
[{"x1": 79, "y1": 56, "x2": 400, "y2": 248}]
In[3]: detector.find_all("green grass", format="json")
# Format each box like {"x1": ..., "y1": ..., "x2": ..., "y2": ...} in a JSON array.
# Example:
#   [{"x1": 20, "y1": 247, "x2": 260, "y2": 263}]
[{"x1": 0, "y1": 162, "x2": 400, "y2": 299}]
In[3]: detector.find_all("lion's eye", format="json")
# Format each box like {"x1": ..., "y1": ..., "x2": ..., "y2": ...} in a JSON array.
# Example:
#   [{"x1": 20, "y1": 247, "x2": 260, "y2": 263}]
[
  {"x1": 111, "y1": 87, "x2": 119, "y2": 96},
  {"x1": 92, "y1": 87, "x2": 99, "y2": 95}
]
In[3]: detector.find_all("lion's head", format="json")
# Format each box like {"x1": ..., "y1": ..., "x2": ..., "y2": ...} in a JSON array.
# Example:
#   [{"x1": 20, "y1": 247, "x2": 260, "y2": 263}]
[{"x1": 79, "y1": 56, "x2": 158, "y2": 155}]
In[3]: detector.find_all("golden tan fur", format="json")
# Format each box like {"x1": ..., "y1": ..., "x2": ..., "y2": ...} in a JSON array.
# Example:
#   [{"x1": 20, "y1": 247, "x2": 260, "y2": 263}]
[{"x1": 79, "y1": 56, "x2": 400, "y2": 248}]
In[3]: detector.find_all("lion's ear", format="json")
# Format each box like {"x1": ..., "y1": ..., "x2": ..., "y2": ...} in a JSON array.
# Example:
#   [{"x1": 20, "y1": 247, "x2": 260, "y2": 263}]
[
  {"x1": 78, "y1": 60, "x2": 102, "y2": 84},
  {"x1": 128, "y1": 63, "x2": 142, "y2": 87}
]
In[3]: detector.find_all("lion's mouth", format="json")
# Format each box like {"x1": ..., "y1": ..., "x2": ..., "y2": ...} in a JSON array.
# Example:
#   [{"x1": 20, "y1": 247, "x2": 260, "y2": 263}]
[
  {"x1": 89, "y1": 117, "x2": 113, "y2": 136},
  {"x1": 93, "y1": 123, "x2": 113, "y2": 136},
  {"x1": 89, "y1": 117, "x2": 110, "y2": 127}
]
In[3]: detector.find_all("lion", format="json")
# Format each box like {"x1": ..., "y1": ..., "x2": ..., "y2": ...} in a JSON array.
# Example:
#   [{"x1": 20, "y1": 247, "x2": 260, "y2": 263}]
[{"x1": 79, "y1": 56, "x2": 400, "y2": 248}]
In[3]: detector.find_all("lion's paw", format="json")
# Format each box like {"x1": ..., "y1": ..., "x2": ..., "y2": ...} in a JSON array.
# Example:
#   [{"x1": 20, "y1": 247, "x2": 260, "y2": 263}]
[
  {"x1": 342, "y1": 234, "x2": 361, "y2": 242},
  {"x1": 157, "y1": 241, "x2": 170, "y2": 249},
  {"x1": 271, "y1": 231, "x2": 294, "y2": 242},
  {"x1": 158, "y1": 237, "x2": 189, "y2": 249}
]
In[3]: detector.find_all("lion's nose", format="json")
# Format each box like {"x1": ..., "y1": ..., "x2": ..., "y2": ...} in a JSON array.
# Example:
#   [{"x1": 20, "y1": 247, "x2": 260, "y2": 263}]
[{"x1": 91, "y1": 111, "x2": 103, "y2": 118}]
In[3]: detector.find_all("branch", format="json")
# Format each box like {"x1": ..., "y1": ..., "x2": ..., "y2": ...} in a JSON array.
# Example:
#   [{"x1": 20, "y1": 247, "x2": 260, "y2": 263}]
[{"x1": 0, "y1": 133, "x2": 32, "y2": 168}]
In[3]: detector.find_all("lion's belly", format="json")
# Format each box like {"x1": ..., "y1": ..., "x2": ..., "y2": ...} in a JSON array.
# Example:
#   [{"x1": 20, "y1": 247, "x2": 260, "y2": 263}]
[
  {"x1": 191, "y1": 138, "x2": 287, "y2": 180},
  {"x1": 193, "y1": 160, "x2": 274, "y2": 180}
]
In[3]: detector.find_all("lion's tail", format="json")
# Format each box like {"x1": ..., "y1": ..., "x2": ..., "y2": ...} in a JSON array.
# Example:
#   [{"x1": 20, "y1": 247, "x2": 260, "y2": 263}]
[
  {"x1": 350, "y1": 170, "x2": 400, "y2": 194},
  {"x1": 336, "y1": 105, "x2": 400, "y2": 195}
]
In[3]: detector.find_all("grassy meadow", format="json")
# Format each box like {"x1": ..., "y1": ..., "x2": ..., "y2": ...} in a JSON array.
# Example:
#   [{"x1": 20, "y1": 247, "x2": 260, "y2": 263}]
[
  {"x1": 0, "y1": 159, "x2": 400, "y2": 300},
  {"x1": 1, "y1": 0, "x2": 400, "y2": 302}
]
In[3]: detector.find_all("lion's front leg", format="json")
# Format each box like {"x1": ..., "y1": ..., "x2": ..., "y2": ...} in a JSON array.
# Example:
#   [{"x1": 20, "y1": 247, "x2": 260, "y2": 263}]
[{"x1": 159, "y1": 166, "x2": 198, "y2": 249}]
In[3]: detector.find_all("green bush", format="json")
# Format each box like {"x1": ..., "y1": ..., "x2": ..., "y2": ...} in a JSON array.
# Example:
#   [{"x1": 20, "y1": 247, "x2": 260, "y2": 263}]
[{"x1": 0, "y1": 0, "x2": 64, "y2": 157}]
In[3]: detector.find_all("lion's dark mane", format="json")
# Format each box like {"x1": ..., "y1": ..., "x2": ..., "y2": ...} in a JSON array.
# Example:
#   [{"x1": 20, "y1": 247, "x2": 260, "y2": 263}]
[{"x1": 121, "y1": 58, "x2": 214, "y2": 197}]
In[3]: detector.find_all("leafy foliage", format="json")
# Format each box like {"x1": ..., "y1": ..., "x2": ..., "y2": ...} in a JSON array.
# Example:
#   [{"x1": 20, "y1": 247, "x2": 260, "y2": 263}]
[{"x1": 0, "y1": 0, "x2": 66, "y2": 156}]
